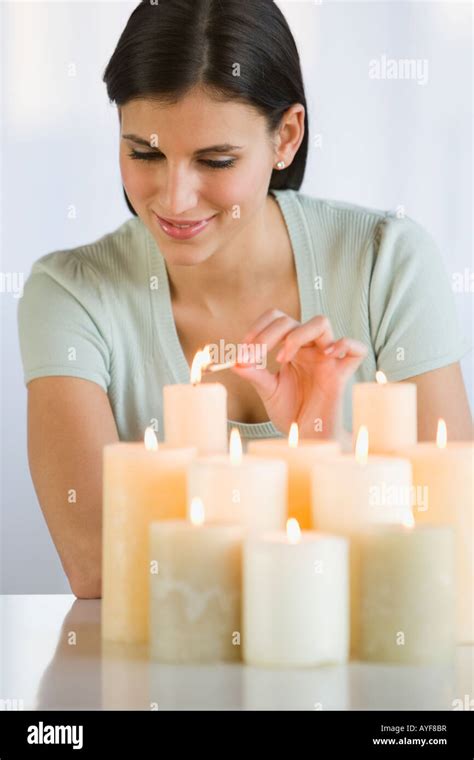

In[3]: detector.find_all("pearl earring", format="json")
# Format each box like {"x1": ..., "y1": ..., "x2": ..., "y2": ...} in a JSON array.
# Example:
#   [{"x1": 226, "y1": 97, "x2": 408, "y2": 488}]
[{"x1": 276, "y1": 160, "x2": 285, "y2": 170}]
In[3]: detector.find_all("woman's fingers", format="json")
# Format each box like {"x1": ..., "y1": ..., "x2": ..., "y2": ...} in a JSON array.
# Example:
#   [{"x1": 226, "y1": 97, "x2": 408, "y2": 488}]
[
  {"x1": 241, "y1": 310, "x2": 367, "y2": 374},
  {"x1": 247, "y1": 315, "x2": 301, "y2": 357},
  {"x1": 324, "y1": 337, "x2": 368, "y2": 360},
  {"x1": 230, "y1": 364, "x2": 279, "y2": 404},
  {"x1": 242, "y1": 308, "x2": 290, "y2": 344},
  {"x1": 276, "y1": 315, "x2": 335, "y2": 362}
]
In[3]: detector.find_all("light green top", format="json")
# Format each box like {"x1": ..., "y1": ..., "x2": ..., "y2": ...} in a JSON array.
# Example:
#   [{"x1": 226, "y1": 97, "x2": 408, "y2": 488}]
[{"x1": 17, "y1": 189, "x2": 470, "y2": 443}]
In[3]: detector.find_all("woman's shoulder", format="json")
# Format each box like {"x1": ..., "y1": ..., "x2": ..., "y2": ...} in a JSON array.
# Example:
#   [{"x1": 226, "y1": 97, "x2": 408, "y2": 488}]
[
  {"x1": 296, "y1": 190, "x2": 388, "y2": 219},
  {"x1": 278, "y1": 186, "x2": 431, "y2": 228},
  {"x1": 28, "y1": 216, "x2": 145, "y2": 288},
  {"x1": 276, "y1": 188, "x2": 436, "y2": 258}
]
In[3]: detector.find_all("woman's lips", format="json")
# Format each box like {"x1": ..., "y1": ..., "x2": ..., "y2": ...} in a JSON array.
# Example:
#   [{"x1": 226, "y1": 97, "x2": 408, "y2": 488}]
[{"x1": 154, "y1": 212, "x2": 216, "y2": 240}]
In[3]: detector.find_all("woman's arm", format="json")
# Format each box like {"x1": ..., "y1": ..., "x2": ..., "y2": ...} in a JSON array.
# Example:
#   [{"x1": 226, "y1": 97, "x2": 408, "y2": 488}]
[
  {"x1": 27, "y1": 376, "x2": 119, "y2": 598},
  {"x1": 403, "y1": 362, "x2": 473, "y2": 441}
]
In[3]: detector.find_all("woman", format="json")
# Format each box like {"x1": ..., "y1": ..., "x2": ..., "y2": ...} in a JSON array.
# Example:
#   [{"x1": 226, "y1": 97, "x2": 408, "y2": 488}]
[{"x1": 18, "y1": 0, "x2": 472, "y2": 598}]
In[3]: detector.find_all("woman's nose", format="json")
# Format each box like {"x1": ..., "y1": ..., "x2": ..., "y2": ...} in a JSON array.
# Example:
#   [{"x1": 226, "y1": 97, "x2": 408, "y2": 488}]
[{"x1": 159, "y1": 164, "x2": 199, "y2": 216}]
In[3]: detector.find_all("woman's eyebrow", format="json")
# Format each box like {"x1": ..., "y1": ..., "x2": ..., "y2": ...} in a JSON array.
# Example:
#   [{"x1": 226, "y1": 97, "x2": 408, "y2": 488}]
[{"x1": 122, "y1": 134, "x2": 243, "y2": 154}]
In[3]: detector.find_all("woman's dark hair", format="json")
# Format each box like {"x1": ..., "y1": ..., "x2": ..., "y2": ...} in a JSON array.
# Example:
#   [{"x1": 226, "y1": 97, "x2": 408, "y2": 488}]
[{"x1": 103, "y1": 0, "x2": 309, "y2": 217}]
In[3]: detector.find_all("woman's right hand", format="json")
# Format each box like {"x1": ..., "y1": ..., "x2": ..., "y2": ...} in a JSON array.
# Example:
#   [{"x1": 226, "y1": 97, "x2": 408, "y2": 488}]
[{"x1": 231, "y1": 309, "x2": 368, "y2": 439}]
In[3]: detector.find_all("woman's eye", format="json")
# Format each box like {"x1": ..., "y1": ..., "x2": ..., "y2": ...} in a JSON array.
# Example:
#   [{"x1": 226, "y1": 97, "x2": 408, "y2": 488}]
[
  {"x1": 202, "y1": 159, "x2": 236, "y2": 170},
  {"x1": 127, "y1": 150, "x2": 235, "y2": 170},
  {"x1": 128, "y1": 150, "x2": 161, "y2": 162},
  {"x1": 128, "y1": 150, "x2": 161, "y2": 161}
]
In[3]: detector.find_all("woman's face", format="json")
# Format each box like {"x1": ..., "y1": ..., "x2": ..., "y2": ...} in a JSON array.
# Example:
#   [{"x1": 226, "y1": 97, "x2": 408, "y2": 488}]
[{"x1": 118, "y1": 87, "x2": 280, "y2": 265}]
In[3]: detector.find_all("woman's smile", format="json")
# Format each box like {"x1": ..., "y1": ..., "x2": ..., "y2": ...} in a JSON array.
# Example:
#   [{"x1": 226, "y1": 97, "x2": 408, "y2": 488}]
[{"x1": 153, "y1": 211, "x2": 218, "y2": 240}]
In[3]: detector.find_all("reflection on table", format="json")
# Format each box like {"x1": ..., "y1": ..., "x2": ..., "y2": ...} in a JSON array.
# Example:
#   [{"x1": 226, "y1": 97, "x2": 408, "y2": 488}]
[{"x1": 1, "y1": 595, "x2": 472, "y2": 711}]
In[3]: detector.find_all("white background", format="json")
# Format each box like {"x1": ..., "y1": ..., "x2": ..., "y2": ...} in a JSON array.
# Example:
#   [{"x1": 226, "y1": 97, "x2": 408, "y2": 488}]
[{"x1": 1, "y1": 0, "x2": 472, "y2": 593}]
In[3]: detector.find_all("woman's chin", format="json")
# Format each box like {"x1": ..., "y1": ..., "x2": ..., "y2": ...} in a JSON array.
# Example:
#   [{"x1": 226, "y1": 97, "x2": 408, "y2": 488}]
[{"x1": 160, "y1": 245, "x2": 216, "y2": 267}]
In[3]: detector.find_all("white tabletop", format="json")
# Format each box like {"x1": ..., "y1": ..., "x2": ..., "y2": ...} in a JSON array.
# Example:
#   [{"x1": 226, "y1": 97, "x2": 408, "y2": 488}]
[{"x1": 1, "y1": 595, "x2": 472, "y2": 711}]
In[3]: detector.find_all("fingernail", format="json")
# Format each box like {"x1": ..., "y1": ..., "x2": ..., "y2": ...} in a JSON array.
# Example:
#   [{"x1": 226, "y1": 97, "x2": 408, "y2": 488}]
[{"x1": 324, "y1": 345, "x2": 335, "y2": 355}]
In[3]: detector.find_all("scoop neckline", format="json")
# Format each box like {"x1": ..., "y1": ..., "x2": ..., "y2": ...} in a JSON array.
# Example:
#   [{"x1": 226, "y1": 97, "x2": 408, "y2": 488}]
[{"x1": 145, "y1": 188, "x2": 316, "y2": 439}]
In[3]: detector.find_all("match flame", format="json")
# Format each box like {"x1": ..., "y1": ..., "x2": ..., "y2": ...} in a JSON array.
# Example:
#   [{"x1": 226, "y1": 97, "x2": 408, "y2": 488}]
[
  {"x1": 436, "y1": 418, "x2": 447, "y2": 449},
  {"x1": 286, "y1": 518, "x2": 301, "y2": 544},
  {"x1": 144, "y1": 426, "x2": 159, "y2": 451},
  {"x1": 402, "y1": 512, "x2": 415, "y2": 530},
  {"x1": 229, "y1": 427, "x2": 243, "y2": 466},
  {"x1": 190, "y1": 497, "x2": 205, "y2": 526},
  {"x1": 288, "y1": 422, "x2": 299, "y2": 448},
  {"x1": 355, "y1": 425, "x2": 369, "y2": 465},
  {"x1": 190, "y1": 345, "x2": 213, "y2": 385},
  {"x1": 376, "y1": 370, "x2": 388, "y2": 385}
]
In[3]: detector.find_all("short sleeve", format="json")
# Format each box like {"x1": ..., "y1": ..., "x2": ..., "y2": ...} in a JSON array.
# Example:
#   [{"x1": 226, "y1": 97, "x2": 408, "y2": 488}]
[
  {"x1": 368, "y1": 214, "x2": 471, "y2": 381},
  {"x1": 17, "y1": 256, "x2": 111, "y2": 392}
]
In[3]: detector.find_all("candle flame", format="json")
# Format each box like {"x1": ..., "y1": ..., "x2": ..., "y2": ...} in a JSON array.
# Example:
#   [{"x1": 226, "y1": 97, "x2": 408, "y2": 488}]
[
  {"x1": 402, "y1": 512, "x2": 415, "y2": 530},
  {"x1": 436, "y1": 418, "x2": 447, "y2": 449},
  {"x1": 144, "y1": 426, "x2": 159, "y2": 451},
  {"x1": 190, "y1": 497, "x2": 205, "y2": 526},
  {"x1": 288, "y1": 422, "x2": 299, "y2": 448},
  {"x1": 286, "y1": 518, "x2": 301, "y2": 544},
  {"x1": 375, "y1": 370, "x2": 388, "y2": 385},
  {"x1": 190, "y1": 345, "x2": 213, "y2": 385},
  {"x1": 355, "y1": 425, "x2": 369, "y2": 465},
  {"x1": 229, "y1": 427, "x2": 243, "y2": 465}
]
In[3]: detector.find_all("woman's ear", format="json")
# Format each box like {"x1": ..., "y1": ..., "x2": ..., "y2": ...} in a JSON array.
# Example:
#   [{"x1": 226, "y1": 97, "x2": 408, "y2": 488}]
[{"x1": 275, "y1": 103, "x2": 305, "y2": 169}]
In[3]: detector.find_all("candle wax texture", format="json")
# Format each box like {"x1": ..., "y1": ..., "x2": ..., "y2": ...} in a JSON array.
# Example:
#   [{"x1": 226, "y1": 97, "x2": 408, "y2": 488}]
[
  {"x1": 359, "y1": 525, "x2": 455, "y2": 664},
  {"x1": 150, "y1": 520, "x2": 243, "y2": 663}
]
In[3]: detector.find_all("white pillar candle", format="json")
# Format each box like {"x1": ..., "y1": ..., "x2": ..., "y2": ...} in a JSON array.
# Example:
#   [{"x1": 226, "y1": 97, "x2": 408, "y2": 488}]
[
  {"x1": 187, "y1": 428, "x2": 287, "y2": 534},
  {"x1": 149, "y1": 499, "x2": 243, "y2": 663},
  {"x1": 243, "y1": 519, "x2": 349, "y2": 667},
  {"x1": 311, "y1": 427, "x2": 413, "y2": 530},
  {"x1": 359, "y1": 522, "x2": 455, "y2": 663},
  {"x1": 163, "y1": 346, "x2": 228, "y2": 454},
  {"x1": 311, "y1": 427, "x2": 413, "y2": 656},
  {"x1": 102, "y1": 428, "x2": 196, "y2": 643},
  {"x1": 353, "y1": 371, "x2": 417, "y2": 453},
  {"x1": 395, "y1": 420, "x2": 474, "y2": 643},
  {"x1": 247, "y1": 423, "x2": 340, "y2": 529}
]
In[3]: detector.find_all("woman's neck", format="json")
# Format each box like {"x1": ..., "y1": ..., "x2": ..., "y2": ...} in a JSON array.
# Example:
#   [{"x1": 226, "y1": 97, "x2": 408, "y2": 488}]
[{"x1": 165, "y1": 194, "x2": 292, "y2": 315}]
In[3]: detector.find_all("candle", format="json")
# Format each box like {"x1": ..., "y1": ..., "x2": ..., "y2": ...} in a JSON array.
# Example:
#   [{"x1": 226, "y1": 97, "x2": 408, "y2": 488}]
[
  {"x1": 247, "y1": 422, "x2": 340, "y2": 529},
  {"x1": 164, "y1": 346, "x2": 228, "y2": 454},
  {"x1": 353, "y1": 371, "x2": 417, "y2": 453},
  {"x1": 395, "y1": 419, "x2": 473, "y2": 643},
  {"x1": 149, "y1": 498, "x2": 243, "y2": 663},
  {"x1": 187, "y1": 428, "x2": 287, "y2": 534},
  {"x1": 311, "y1": 427, "x2": 413, "y2": 655},
  {"x1": 243, "y1": 519, "x2": 349, "y2": 667},
  {"x1": 312, "y1": 427, "x2": 413, "y2": 528},
  {"x1": 359, "y1": 519, "x2": 455, "y2": 663},
  {"x1": 102, "y1": 428, "x2": 196, "y2": 643}
]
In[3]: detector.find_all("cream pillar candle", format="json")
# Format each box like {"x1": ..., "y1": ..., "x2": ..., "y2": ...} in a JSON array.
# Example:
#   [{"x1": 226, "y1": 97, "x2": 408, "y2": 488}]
[
  {"x1": 243, "y1": 519, "x2": 349, "y2": 667},
  {"x1": 311, "y1": 427, "x2": 413, "y2": 655},
  {"x1": 247, "y1": 423, "x2": 340, "y2": 529},
  {"x1": 312, "y1": 427, "x2": 413, "y2": 530},
  {"x1": 187, "y1": 428, "x2": 287, "y2": 534},
  {"x1": 149, "y1": 498, "x2": 243, "y2": 663},
  {"x1": 164, "y1": 346, "x2": 228, "y2": 454},
  {"x1": 353, "y1": 371, "x2": 417, "y2": 453},
  {"x1": 395, "y1": 420, "x2": 474, "y2": 643},
  {"x1": 102, "y1": 428, "x2": 196, "y2": 643},
  {"x1": 359, "y1": 521, "x2": 455, "y2": 663}
]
